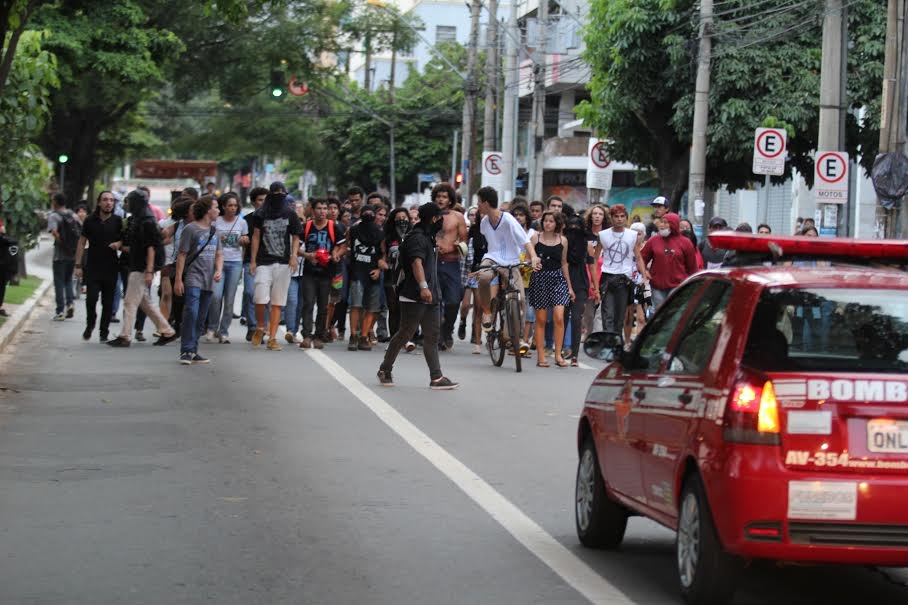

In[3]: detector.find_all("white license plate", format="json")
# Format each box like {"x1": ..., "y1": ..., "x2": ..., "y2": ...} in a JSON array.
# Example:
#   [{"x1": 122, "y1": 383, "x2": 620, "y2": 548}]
[
  {"x1": 788, "y1": 481, "x2": 857, "y2": 521},
  {"x1": 867, "y1": 419, "x2": 908, "y2": 453}
]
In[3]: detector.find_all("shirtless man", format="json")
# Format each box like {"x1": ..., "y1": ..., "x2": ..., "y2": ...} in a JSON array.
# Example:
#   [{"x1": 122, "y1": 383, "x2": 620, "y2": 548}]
[{"x1": 432, "y1": 182, "x2": 468, "y2": 350}]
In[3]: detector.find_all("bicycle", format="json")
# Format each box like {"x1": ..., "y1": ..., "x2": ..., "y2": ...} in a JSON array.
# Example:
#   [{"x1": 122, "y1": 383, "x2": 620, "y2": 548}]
[{"x1": 475, "y1": 262, "x2": 530, "y2": 373}]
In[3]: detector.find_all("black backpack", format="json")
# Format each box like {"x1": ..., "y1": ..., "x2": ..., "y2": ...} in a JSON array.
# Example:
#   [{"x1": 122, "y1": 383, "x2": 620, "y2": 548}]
[
  {"x1": 144, "y1": 216, "x2": 166, "y2": 271},
  {"x1": 0, "y1": 235, "x2": 19, "y2": 274},
  {"x1": 55, "y1": 211, "x2": 81, "y2": 257}
]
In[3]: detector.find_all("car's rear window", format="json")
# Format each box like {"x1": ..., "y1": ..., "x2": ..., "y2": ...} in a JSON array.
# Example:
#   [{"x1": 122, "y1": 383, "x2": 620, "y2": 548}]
[{"x1": 744, "y1": 287, "x2": 908, "y2": 373}]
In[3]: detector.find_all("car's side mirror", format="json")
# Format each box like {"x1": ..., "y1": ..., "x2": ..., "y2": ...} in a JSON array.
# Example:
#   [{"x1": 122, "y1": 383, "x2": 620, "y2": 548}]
[{"x1": 584, "y1": 331, "x2": 625, "y2": 362}]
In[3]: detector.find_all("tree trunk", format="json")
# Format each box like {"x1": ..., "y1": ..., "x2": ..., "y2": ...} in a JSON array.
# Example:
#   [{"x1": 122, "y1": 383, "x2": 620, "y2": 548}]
[{"x1": 656, "y1": 148, "x2": 690, "y2": 212}]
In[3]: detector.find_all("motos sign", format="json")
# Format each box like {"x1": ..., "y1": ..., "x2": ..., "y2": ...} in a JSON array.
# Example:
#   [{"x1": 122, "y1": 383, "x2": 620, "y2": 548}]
[{"x1": 813, "y1": 151, "x2": 849, "y2": 204}]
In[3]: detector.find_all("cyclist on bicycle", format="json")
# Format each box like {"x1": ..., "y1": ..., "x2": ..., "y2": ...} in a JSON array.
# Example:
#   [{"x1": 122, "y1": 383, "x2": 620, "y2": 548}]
[{"x1": 475, "y1": 187, "x2": 542, "y2": 339}]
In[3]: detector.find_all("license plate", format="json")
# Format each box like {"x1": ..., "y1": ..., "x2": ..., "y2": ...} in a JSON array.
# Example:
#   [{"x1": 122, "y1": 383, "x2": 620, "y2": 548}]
[
  {"x1": 867, "y1": 419, "x2": 908, "y2": 453},
  {"x1": 788, "y1": 481, "x2": 857, "y2": 521}
]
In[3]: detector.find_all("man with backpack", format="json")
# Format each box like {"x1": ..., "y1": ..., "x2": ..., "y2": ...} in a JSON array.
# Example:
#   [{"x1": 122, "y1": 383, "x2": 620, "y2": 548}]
[
  {"x1": 299, "y1": 198, "x2": 346, "y2": 349},
  {"x1": 106, "y1": 190, "x2": 178, "y2": 348},
  {"x1": 48, "y1": 193, "x2": 80, "y2": 321}
]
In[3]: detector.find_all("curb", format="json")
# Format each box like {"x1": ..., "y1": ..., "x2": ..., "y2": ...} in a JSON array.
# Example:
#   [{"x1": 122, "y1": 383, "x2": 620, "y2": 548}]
[{"x1": 0, "y1": 278, "x2": 52, "y2": 353}]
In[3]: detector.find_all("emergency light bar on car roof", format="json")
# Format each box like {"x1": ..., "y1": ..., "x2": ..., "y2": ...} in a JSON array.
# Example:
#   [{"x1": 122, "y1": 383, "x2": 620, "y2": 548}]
[{"x1": 708, "y1": 231, "x2": 908, "y2": 260}]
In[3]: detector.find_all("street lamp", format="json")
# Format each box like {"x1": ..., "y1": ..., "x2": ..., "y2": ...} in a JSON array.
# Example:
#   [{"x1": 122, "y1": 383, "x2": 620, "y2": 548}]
[{"x1": 58, "y1": 154, "x2": 69, "y2": 193}]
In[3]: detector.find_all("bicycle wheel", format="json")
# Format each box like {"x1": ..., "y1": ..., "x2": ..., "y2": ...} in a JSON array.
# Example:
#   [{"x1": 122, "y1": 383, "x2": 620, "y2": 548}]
[
  {"x1": 505, "y1": 295, "x2": 523, "y2": 372},
  {"x1": 487, "y1": 296, "x2": 505, "y2": 367}
]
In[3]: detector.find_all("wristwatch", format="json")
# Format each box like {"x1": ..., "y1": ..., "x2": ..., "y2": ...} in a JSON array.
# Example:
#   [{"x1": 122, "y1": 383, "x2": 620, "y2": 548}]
[{"x1": 419, "y1": 281, "x2": 429, "y2": 289}]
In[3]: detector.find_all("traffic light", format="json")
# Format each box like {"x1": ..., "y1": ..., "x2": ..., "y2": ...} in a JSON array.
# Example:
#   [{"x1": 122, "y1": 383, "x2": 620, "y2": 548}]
[
  {"x1": 455, "y1": 172, "x2": 463, "y2": 185},
  {"x1": 270, "y1": 70, "x2": 285, "y2": 98}
]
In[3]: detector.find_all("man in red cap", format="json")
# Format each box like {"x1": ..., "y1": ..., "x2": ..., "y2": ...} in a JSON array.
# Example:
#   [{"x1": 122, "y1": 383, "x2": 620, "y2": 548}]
[{"x1": 299, "y1": 198, "x2": 347, "y2": 349}]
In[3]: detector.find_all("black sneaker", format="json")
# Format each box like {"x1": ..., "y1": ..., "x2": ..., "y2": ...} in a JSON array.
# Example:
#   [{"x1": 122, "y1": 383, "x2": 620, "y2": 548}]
[
  {"x1": 99, "y1": 332, "x2": 109, "y2": 343},
  {"x1": 179, "y1": 352, "x2": 193, "y2": 365},
  {"x1": 82, "y1": 326, "x2": 93, "y2": 341},
  {"x1": 458, "y1": 320, "x2": 467, "y2": 340},
  {"x1": 65, "y1": 304, "x2": 74, "y2": 319},
  {"x1": 357, "y1": 338, "x2": 372, "y2": 351},
  {"x1": 445, "y1": 339, "x2": 454, "y2": 350},
  {"x1": 134, "y1": 331, "x2": 146, "y2": 342},
  {"x1": 153, "y1": 332, "x2": 179, "y2": 346},
  {"x1": 191, "y1": 353, "x2": 210, "y2": 364},
  {"x1": 377, "y1": 369, "x2": 394, "y2": 386},
  {"x1": 110, "y1": 317, "x2": 120, "y2": 324},
  {"x1": 106, "y1": 336, "x2": 130, "y2": 348},
  {"x1": 348, "y1": 335, "x2": 358, "y2": 351},
  {"x1": 245, "y1": 328, "x2": 254, "y2": 342},
  {"x1": 430, "y1": 376, "x2": 459, "y2": 390}
]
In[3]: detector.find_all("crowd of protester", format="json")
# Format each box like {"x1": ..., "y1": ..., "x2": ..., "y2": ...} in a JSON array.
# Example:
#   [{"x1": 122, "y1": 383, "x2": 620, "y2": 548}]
[{"x1": 49, "y1": 181, "x2": 806, "y2": 386}]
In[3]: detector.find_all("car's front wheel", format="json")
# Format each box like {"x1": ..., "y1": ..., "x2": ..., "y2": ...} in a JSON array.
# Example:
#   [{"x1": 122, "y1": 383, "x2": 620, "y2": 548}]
[
  {"x1": 677, "y1": 474, "x2": 740, "y2": 605},
  {"x1": 575, "y1": 437, "x2": 627, "y2": 548}
]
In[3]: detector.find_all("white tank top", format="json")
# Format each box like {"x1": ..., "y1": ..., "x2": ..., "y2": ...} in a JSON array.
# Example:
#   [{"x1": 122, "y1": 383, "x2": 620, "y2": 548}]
[{"x1": 598, "y1": 228, "x2": 637, "y2": 277}]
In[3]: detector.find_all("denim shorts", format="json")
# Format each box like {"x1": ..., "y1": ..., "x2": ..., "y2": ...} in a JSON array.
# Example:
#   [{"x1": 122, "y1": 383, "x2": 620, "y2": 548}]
[{"x1": 349, "y1": 279, "x2": 381, "y2": 311}]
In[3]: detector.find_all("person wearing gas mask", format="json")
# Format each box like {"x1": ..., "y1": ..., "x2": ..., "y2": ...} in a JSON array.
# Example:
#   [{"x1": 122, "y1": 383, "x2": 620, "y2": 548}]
[
  {"x1": 377, "y1": 203, "x2": 458, "y2": 390},
  {"x1": 346, "y1": 204, "x2": 384, "y2": 351},
  {"x1": 299, "y1": 198, "x2": 347, "y2": 349},
  {"x1": 640, "y1": 212, "x2": 698, "y2": 309},
  {"x1": 380, "y1": 207, "x2": 411, "y2": 346},
  {"x1": 248, "y1": 182, "x2": 303, "y2": 350}
]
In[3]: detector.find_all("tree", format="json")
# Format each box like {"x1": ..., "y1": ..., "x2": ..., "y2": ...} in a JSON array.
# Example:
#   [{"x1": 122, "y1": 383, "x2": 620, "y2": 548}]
[
  {"x1": 0, "y1": 29, "x2": 57, "y2": 252},
  {"x1": 318, "y1": 42, "x2": 466, "y2": 200},
  {"x1": 578, "y1": 0, "x2": 886, "y2": 206},
  {"x1": 0, "y1": 0, "x2": 51, "y2": 99}
]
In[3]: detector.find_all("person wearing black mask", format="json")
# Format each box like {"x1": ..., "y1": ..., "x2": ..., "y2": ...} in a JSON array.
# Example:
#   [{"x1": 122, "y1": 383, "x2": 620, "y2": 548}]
[
  {"x1": 248, "y1": 183, "x2": 302, "y2": 350},
  {"x1": 380, "y1": 207, "x2": 411, "y2": 345},
  {"x1": 346, "y1": 204, "x2": 384, "y2": 351},
  {"x1": 377, "y1": 203, "x2": 458, "y2": 390},
  {"x1": 564, "y1": 214, "x2": 595, "y2": 366}
]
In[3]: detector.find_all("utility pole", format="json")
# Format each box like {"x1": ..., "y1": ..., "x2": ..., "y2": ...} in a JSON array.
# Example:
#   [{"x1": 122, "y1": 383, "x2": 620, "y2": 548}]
[
  {"x1": 482, "y1": 0, "x2": 499, "y2": 153},
  {"x1": 451, "y1": 129, "x2": 459, "y2": 184},
  {"x1": 878, "y1": 0, "x2": 907, "y2": 238},
  {"x1": 817, "y1": 0, "x2": 845, "y2": 235},
  {"x1": 364, "y1": 29, "x2": 373, "y2": 92},
  {"x1": 689, "y1": 0, "x2": 712, "y2": 226},
  {"x1": 501, "y1": 0, "x2": 518, "y2": 201},
  {"x1": 389, "y1": 29, "x2": 397, "y2": 205},
  {"x1": 461, "y1": 0, "x2": 482, "y2": 202},
  {"x1": 529, "y1": 0, "x2": 548, "y2": 202}
]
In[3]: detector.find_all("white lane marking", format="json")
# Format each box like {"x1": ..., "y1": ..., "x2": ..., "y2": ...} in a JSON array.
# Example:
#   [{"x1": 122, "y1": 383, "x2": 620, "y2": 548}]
[{"x1": 308, "y1": 350, "x2": 635, "y2": 605}]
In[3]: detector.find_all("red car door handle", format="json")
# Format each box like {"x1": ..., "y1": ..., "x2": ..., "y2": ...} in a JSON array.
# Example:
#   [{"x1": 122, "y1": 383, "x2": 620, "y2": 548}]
[
  {"x1": 678, "y1": 392, "x2": 693, "y2": 405},
  {"x1": 633, "y1": 388, "x2": 646, "y2": 400}
]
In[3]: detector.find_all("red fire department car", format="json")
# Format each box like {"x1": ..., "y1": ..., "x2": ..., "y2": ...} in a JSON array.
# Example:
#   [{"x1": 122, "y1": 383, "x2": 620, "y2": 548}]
[{"x1": 575, "y1": 233, "x2": 908, "y2": 605}]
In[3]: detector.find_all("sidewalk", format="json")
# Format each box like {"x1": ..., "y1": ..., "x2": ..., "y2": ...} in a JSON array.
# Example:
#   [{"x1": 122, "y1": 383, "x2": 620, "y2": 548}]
[{"x1": 0, "y1": 235, "x2": 54, "y2": 353}]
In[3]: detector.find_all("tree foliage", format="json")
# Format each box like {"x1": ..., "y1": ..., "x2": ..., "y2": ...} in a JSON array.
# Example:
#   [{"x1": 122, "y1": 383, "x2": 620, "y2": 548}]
[
  {"x1": 318, "y1": 42, "x2": 465, "y2": 199},
  {"x1": 0, "y1": 29, "x2": 56, "y2": 249},
  {"x1": 579, "y1": 0, "x2": 886, "y2": 205}
]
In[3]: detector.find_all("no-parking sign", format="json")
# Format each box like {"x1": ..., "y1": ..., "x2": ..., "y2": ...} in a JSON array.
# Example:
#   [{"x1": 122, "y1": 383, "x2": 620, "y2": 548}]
[
  {"x1": 752, "y1": 128, "x2": 787, "y2": 176},
  {"x1": 813, "y1": 151, "x2": 849, "y2": 204},
  {"x1": 586, "y1": 138, "x2": 613, "y2": 190},
  {"x1": 481, "y1": 151, "x2": 505, "y2": 191}
]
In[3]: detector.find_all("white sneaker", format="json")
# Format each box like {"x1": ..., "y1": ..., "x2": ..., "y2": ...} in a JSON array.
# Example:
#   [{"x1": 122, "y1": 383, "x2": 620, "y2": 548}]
[
  {"x1": 472, "y1": 344, "x2": 482, "y2": 355},
  {"x1": 405, "y1": 341, "x2": 416, "y2": 352},
  {"x1": 204, "y1": 330, "x2": 217, "y2": 343}
]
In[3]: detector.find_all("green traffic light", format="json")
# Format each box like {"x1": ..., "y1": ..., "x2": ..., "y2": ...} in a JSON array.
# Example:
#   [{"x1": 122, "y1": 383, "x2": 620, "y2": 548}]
[{"x1": 271, "y1": 88, "x2": 283, "y2": 98}]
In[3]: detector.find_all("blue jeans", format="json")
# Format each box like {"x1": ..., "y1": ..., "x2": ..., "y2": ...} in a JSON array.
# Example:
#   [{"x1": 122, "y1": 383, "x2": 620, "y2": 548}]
[
  {"x1": 208, "y1": 260, "x2": 242, "y2": 337},
  {"x1": 180, "y1": 286, "x2": 212, "y2": 354},
  {"x1": 284, "y1": 276, "x2": 304, "y2": 335},
  {"x1": 52, "y1": 260, "x2": 75, "y2": 314}
]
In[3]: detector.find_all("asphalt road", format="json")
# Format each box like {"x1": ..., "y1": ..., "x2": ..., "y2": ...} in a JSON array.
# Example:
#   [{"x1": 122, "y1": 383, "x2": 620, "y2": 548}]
[{"x1": 0, "y1": 282, "x2": 906, "y2": 604}]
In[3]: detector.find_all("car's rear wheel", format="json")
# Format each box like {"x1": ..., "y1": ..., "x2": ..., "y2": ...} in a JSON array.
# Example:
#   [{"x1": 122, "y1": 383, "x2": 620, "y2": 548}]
[
  {"x1": 575, "y1": 437, "x2": 627, "y2": 548},
  {"x1": 677, "y1": 474, "x2": 740, "y2": 605}
]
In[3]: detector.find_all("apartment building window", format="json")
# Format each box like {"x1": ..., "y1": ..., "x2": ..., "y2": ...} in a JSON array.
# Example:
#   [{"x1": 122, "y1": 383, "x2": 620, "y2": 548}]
[{"x1": 436, "y1": 25, "x2": 457, "y2": 43}]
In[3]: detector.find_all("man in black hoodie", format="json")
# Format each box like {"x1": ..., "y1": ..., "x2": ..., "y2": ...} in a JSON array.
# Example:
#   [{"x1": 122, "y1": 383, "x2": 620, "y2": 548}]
[{"x1": 377, "y1": 203, "x2": 458, "y2": 390}]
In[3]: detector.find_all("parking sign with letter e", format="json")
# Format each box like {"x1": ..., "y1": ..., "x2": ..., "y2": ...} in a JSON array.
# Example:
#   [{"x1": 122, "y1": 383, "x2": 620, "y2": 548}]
[
  {"x1": 813, "y1": 151, "x2": 849, "y2": 204},
  {"x1": 753, "y1": 128, "x2": 787, "y2": 176}
]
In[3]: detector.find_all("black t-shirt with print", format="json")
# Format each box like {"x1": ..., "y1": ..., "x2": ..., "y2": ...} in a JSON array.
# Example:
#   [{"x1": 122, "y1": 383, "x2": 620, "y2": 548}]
[
  {"x1": 397, "y1": 226, "x2": 438, "y2": 303},
  {"x1": 250, "y1": 206, "x2": 303, "y2": 265},
  {"x1": 348, "y1": 223, "x2": 381, "y2": 282},
  {"x1": 303, "y1": 220, "x2": 347, "y2": 277}
]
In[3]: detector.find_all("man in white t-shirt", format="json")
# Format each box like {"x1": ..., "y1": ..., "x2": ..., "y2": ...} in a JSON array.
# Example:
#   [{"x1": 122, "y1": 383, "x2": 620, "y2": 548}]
[
  {"x1": 591, "y1": 204, "x2": 648, "y2": 334},
  {"x1": 475, "y1": 186, "x2": 541, "y2": 333}
]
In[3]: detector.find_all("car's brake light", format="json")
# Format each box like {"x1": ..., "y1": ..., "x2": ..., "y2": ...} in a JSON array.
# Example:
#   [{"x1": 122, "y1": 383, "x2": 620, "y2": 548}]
[
  {"x1": 708, "y1": 231, "x2": 908, "y2": 260},
  {"x1": 724, "y1": 379, "x2": 781, "y2": 444}
]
